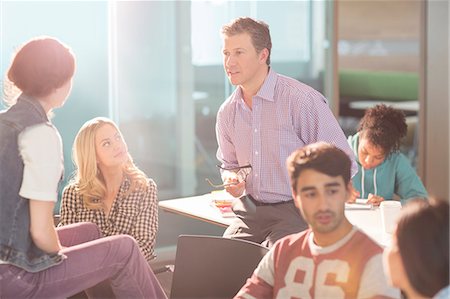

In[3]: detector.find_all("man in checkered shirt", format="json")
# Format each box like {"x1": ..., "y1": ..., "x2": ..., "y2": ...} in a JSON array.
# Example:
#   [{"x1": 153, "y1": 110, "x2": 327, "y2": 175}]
[{"x1": 216, "y1": 17, "x2": 357, "y2": 247}]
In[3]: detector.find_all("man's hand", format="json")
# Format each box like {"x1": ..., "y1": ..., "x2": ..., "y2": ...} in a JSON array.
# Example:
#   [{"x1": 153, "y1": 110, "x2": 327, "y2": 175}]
[
  {"x1": 223, "y1": 172, "x2": 245, "y2": 198},
  {"x1": 367, "y1": 193, "x2": 385, "y2": 206}
]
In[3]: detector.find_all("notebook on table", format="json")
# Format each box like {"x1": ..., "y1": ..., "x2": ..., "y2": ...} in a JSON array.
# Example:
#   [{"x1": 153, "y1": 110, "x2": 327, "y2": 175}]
[{"x1": 345, "y1": 198, "x2": 373, "y2": 210}]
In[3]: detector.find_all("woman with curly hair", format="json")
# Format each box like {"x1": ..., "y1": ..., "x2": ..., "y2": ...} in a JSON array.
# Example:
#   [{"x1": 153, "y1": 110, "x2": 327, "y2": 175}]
[
  {"x1": 59, "y1": 117, "x2": 158, "y2": 263},
  {"x1": 347, "y1": 104, "x2": 427, "y2": 205}
]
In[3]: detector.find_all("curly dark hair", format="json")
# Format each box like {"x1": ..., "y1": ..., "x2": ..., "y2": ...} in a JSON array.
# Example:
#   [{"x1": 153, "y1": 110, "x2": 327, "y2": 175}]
[{"x1": 358, "y1": 104, "x2": 407, "y2": 155}]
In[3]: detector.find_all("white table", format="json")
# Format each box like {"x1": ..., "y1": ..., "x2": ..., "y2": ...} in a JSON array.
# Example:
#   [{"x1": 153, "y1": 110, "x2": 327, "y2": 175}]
[
  {"x1": 345, "y1": 206, "x2": 391, "y2": 246},
  {"x1": 159, "y1": 193, "x2": 391, "y2": 246},
  {"x1": 159, "y1": 194, "x2": 235, "y2": 228}
]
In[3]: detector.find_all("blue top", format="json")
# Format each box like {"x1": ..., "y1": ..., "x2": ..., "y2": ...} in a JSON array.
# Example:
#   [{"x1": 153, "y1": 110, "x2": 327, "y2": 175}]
[{"x1": 348, "y1": 133, "x2": 428, "y2": 205}]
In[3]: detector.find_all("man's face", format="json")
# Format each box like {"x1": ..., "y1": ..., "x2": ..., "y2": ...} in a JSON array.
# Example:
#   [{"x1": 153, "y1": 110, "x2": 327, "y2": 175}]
[
  {"x1": 222, "y1": 33, "x2": 267, "y2": 88},
  {"x1": 293, "y1": 169, "x2": 350, "y2": 235}
]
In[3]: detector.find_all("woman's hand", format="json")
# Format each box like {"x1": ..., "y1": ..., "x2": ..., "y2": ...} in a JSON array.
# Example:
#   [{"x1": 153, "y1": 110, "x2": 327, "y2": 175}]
[
  {"x1": 346, "y1": 183, "x2": 360, "y2": 203},
  {"x1": 367, "y1": 193, "x2": 385, "y2": 206}
]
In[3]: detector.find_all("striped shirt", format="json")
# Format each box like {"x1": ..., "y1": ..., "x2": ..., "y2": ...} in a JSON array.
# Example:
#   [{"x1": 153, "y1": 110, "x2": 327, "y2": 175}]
[
  {"x1": 216, "y1": 68, "x2": 357, "y2": 203},
  {"x1": 235, "y1": 228, "x2": 400, "y2": 299},
  {"x1": 59, "y1": 178, "x2": 158, "y2": 263}
]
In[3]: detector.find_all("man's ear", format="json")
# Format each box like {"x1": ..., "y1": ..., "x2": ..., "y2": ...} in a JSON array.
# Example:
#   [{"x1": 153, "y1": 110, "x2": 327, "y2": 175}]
[
  {"x1": 347, "y1": 180, "x2": 353, "y2": 191},
  {"x1": 292, "y1": 189, "x2": 300, "y2": 209},
  {"x1": 259, "y1": 48, "x2": 269, "y2": 64},
  {"x1": 346, "y1": 180, "x2": 353, "y2": 199}
]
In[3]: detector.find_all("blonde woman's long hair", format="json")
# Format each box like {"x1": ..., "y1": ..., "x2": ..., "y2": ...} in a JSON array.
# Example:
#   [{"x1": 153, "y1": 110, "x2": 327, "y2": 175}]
[{"x1": 73, "y1": 117, "x2": 149, "y2": 210}]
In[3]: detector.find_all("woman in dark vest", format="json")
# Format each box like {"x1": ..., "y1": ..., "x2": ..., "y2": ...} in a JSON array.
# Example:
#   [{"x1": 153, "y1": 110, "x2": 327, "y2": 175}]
[{"x1": 0, "y1": 36, "x2": 166, "y2": 298}]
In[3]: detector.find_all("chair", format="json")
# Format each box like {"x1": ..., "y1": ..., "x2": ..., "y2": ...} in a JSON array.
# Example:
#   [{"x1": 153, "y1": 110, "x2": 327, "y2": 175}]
[{"x1": 170, "y1": 235, "x2": 269, "y2": 299}]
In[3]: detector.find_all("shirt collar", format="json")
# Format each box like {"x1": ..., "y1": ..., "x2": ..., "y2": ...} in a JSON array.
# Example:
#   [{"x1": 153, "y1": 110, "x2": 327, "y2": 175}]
[
  {"x1": 255, "y1": 67, "x2": 277, "y2": 102},
  {"x1": 308, "y1": 226, "x2": 358, "y2": 255},
  {"x1": 119, "y1": 175, "x2": 131, "y2": 193},
  {"x1": 230, "y1": 68, "x2": 277, "y2": 105}
]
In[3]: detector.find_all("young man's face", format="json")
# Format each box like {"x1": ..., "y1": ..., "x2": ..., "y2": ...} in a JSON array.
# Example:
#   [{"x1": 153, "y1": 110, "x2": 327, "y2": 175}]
[
  {"x1": 293, "y1": 169, "x2": 351, "y2": 237},
  {"x1": 222, "y1": 33, "x2": 268, "y2": 88}
]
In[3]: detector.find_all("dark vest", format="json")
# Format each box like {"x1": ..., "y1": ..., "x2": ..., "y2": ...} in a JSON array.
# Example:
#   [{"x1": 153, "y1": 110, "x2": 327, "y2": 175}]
[{"x1": 0, "y1": 95, "x2": 64, "y2": 272}]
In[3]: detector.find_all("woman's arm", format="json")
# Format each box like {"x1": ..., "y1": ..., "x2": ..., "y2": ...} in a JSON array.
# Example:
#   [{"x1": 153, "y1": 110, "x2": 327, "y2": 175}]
[
  {"x1": 19, "y1": 124, "x2": 63, "y2": 253},
  {"x1": 29, "y1": 199, "x2": 62, "y2": 254},
  {"x1": 396, "y1": 154, "x2": 428, "y2": 203},
  {"x1": 131, "y1": 180, "x2": 159, "y2": 262},
  {"x1": 59, "y1": 184, "x2": 80, "y2": 226}
]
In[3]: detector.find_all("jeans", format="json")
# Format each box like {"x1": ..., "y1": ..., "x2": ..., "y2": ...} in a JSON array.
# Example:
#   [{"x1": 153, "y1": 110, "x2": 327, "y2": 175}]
[{"x1": 0, "y1": 222, "x2": 167, "y2": 299}]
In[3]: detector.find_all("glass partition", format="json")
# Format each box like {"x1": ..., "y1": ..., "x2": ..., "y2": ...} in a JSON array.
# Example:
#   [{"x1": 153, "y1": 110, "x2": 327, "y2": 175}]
[
  {"x1": 1, "y1": 0, "x2": 333, "y2": 248},
  {"x1": 111, "y1": 1, "x2": 331, "y2": 199}
]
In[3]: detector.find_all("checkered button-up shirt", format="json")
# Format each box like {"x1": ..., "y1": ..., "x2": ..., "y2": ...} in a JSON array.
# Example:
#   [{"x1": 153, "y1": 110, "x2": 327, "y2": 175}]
[
  {"x1": 216, "y1": 68, "x2": 357, "y2": 204},
  {"x1": 59, "y1": 178, "x2": 158, "y2": 263}
]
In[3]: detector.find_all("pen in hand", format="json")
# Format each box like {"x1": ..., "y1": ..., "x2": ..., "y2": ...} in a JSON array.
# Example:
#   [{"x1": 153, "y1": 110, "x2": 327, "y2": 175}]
[{"x1": 205, "y1": 178, "x2": 240, "y2": 188}]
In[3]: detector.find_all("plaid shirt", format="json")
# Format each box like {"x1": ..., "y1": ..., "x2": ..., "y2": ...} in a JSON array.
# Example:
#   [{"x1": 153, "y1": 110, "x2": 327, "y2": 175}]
[{"x1": 59, "y1": 178, "x2": 158, "y2": 263}]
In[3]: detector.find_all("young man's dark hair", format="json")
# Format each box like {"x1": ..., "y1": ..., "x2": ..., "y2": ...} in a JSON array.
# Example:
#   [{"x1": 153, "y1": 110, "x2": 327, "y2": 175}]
[{"x1": 287, "y1": 141, "x2": 351, "y2": 193}]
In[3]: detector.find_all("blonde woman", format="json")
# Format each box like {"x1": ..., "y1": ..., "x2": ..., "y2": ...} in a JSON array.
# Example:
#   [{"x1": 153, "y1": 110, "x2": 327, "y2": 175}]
[{"x1": 59, "y1": 117, "x2": 158, "y2": 263}]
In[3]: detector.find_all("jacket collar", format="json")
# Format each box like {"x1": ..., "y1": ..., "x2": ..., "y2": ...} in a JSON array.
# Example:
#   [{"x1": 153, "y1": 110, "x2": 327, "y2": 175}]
[{"x1": 17, "y1": 94, "x2": 49, "y2": 122}]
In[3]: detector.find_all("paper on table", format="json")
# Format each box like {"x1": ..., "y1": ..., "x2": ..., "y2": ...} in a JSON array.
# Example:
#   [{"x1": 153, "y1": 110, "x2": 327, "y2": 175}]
[
  {"x1": 210, "y1": 189, "x2": 235, "y2": 201},
  {"x1": 345, "y1": 198, "x2": 372, "y2": 210},
  {"x1": 213, "y1": 205, "x2": 235, "y2": 218},
  {"x1": 210, "y1": 190, "x2": 236, "y2": 218}
]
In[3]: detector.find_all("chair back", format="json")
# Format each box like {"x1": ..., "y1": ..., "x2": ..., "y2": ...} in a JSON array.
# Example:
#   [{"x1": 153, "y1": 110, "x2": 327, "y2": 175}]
[{"x1": 170, "y1": 235, "x2": 269, "y2": 299}]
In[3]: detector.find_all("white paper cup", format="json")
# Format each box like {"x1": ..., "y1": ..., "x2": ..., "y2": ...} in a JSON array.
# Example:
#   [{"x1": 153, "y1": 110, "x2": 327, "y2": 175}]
[{"x1": 380, "y1": 201, "x2": 402, "y2": 234}]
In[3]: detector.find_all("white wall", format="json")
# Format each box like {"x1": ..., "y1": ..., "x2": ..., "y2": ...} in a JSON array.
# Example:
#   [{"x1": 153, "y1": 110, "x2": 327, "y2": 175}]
[{"x1": 422, "y1": 0, "x2": 449, "y2": 200}]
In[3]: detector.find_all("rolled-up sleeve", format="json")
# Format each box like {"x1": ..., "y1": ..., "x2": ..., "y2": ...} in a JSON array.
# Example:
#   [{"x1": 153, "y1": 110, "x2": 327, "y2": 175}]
[{"x1": 18, "y1": 124, "x2": 64, "y2": 202}]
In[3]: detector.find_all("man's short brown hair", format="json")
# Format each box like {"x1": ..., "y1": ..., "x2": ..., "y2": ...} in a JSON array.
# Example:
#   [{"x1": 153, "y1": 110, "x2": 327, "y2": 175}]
[{"x1": 221, "y1": 17, "x2": 272, "y2": 65}]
